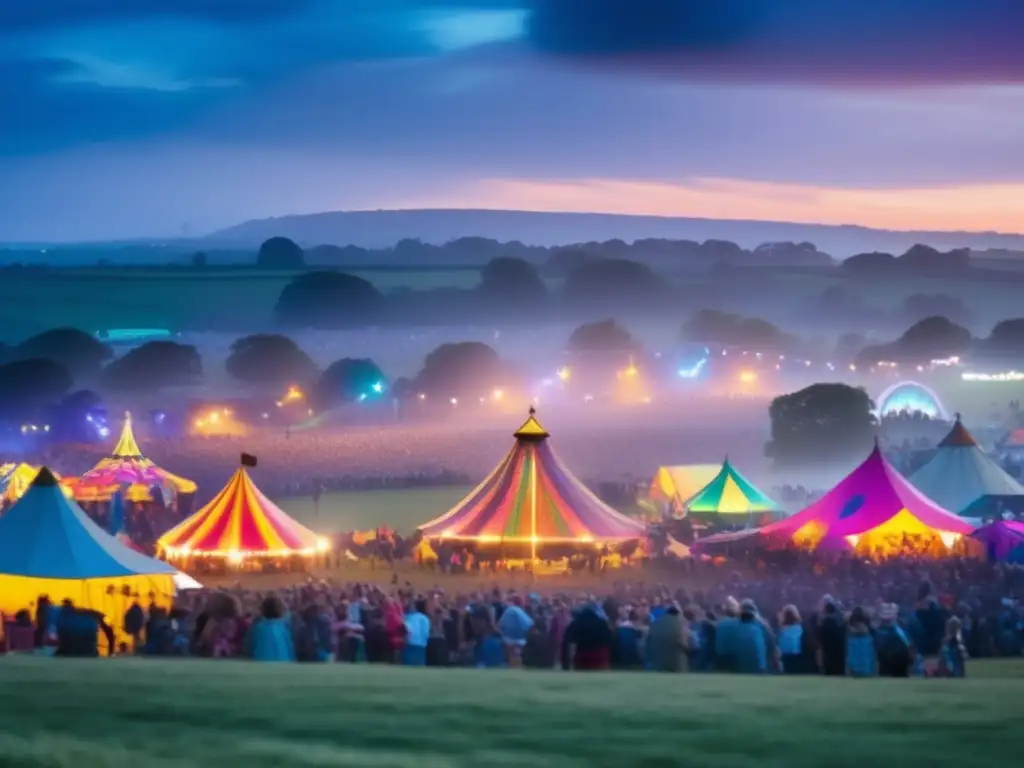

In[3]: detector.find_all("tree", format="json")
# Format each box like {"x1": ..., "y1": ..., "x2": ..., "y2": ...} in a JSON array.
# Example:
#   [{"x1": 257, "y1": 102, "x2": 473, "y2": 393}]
[
  {"x1": 567, "y1": 320, "x2": 636, "y2": 353},
  {"x1": 682, "y1": 310, "x2": 787, "y2": 348},
  {"x1": 45, "y1": 390, "x2": 104, "y2": 442},
  {"x1": 257, "y1": 236, "x2": 305, "y2": 268},
  {"x1": 314, "y1": 358, "x2": 387, "y2": 408},
  {"x1": 104, "y1": 341, "x2": 202, "y2": 391},
  {"x1": 416, "y1": 342, "x2": 503, "y2": 397},
  {"x1": 14, "y1": 327, "x2": 112, "y2": 380},
  {"x1": 562, "y1": 259, "x2": 666, "y2": 307},
  {"x1": 226, "y1": 334, "x2": 318, "y2": 386},
  {"x1": 902, "y1": 294, "x2": 968, "y2": 324},
  {"x1": 895, "y1": 316, "x2": 972, "y2": 362},
  {"x1": 478, "y1": 257, "x2": 547, "y2": 305},
  {"x1": 987, "y1": 318, "x2": 1024, "y2": 359},
  {"x1": 275, "y1": 270, "x2": 385, "y2": 328},
  {"x1": 765, "y1": 383, "x2": 877, "y2": 468},
  {"x1": 0, "y1": 358, "x2": 73, "y2": 422}
]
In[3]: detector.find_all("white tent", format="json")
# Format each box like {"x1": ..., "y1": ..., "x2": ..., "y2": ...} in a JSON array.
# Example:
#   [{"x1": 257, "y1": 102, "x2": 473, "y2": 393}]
[{"x1": 910, "y1": 417, "x2": 1024, "y2": 517}]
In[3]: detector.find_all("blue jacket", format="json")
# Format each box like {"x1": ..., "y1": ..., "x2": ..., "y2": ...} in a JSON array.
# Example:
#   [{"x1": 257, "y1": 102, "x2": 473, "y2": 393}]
[
  {"x1": 248, "y1": 617, "x2": 296, "y2": 662},
  {"x1": 733, "y1": 619, "x2": 767, "y2": 674},
  {"x1": 846, "y1": 629, "x2": 876, "y2": 677}
]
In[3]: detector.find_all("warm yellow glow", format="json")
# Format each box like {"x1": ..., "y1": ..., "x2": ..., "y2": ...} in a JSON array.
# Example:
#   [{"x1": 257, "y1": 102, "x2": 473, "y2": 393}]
[
  {"x1": 492, "y1": 388, "x2": 505, "y2": 402},
  {"x1": 417, "y1": 393, "x2": 427, "y2": 400},
  {"x1": 845, "y1": 534, "x2": 860, "y2": 548},
  {"x1": 738, "y1": 370, "x2": 758, "y2": 384},
  {"x1": 276, "y1": 385, "x2": 305, "y2": 408},
  {"x1": 556, "y1": 366, "x2": 572, "y2": 383},
  {"x1": 227, "y1": 550, "x2": 243, "y2": 564},
  {"x1": 316, "y1": 537, "x2": 330, "y2": 552},
  {"x1": 938, "y1": 531, "x2": 961, "y2": 549},
  {"x1": 179, "y1": 545, "x2": 192, "y2": 556}
]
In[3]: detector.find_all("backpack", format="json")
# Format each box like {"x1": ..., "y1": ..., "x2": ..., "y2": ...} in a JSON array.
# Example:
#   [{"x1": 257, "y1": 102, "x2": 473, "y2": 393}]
[{"x1": 876, "y1": 626, "x2": 911, "y2": 669}]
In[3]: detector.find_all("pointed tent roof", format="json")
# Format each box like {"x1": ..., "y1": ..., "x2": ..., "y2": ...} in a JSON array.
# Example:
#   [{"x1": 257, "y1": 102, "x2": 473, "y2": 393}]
[
  {"x1": 67, "y1": 412, "x2": 196, "y2": 501},
  {"x1": 0, "y1": 462, "x2": 68, "y2": 502},
  {"x1": 419, "y1": 409, "x2": 644, "y2": 544},
  {"x1": 1005, "y1": 427, "x2": 1024, "y2": 448},
  {"x1": 649, "y1": 464, "x2": 722, "y2": 505},
  {"x1": 972, "y1": 520, "x2": 1024, "y2": 562},
  {"x1": 0, "y1": 467, "x2": 175, "y2": 579},
  {"x1": 157, "y1": 460, "x2": 324, "y2": 557},
  {"x1": 683, "y1": 458, "x2": 780, "y2": 515},
  {"x1": 911, "y1": 418, "x2": 1024, "y2": 515}
]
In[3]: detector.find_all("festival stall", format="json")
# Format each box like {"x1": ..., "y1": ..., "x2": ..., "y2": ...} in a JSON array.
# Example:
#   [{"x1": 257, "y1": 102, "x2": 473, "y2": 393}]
[
  {"x1": 157, "y1": 454, "x2": 328, "y2": 571},
  {"x1": 910, "y1": 417, "x2": 1024, "y2": 518},
  {"x1": 62, "y1": 412, "x2": 197, "y2": 507},
  {"x1": 971, "y1": 520, "x2": 1024, "y2": 564},
  {"x1": 696, "y1": 442, "x2": 974, "y2": 558},
  {"x1": 0, "y1": 462, "x2": 72, "y2": 503},
  {"x1": 649, "y1": 464, "x2": 721, "y2": 514},
  {"x1": 680, "y1": 458, "x2": 781, "y2": 522},
  {"x1": 418, "y1": 408, "x2": 645, "y2": 561},
  {"x1": 0, "y1": 467, "x2": 176, "y2": 625}
]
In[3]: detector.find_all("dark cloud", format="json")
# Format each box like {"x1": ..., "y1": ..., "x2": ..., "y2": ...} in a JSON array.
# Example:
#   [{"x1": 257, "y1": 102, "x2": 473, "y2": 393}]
[{"x1": 526, "y1": 0, "x2": 1024, "y2": 84}]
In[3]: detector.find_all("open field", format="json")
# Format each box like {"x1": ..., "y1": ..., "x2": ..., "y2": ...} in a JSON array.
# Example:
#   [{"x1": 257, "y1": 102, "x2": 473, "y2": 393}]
[
  {"x1": 0, "y1": 657, "x2": 1021, "y2": 768},
  {"x1": 277, "y1": 487, "x2": 474, "y2": 534}
]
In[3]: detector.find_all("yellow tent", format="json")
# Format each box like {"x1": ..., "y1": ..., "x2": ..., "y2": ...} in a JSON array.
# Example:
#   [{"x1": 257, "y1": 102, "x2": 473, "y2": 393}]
[
  {"x1": 650, "y1": 465, "x2": 721, "y2": 507},
  {"x1": 0, "y1": 463, "x2": 72, "y2": 503},
  {"x1": 0, "y1": 468, "x2": 175, "y2": 630}
]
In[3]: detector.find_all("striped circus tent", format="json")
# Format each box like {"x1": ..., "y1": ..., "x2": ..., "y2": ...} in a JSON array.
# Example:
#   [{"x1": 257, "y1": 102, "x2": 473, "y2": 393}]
[
  {"x1": 157, "y1": 455, "x2": 327, "y2": 563},
  {"x1": 0, "y1": 463, "x2": 72, "y2": 503},
  {"x1": 418, "y1": 408, "x2": 645, "y2": 558},
  {"x1": 63, "y1": 412, "x2": 196, "y2": 504},
  {"x1": 682, "y1": 459, "x2": 780, "y2": 517}
]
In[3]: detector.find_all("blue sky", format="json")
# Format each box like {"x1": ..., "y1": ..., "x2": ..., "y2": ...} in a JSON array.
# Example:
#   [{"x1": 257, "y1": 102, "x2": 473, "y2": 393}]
[{"x1": 1, "y1": 1, "x2": 1022, "y2": 241}]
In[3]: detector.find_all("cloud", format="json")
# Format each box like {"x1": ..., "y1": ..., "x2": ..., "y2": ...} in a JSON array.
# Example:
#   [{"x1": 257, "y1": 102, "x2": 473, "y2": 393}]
[{"x1": 526, "y1": 0, "x2": 1024, "y2": 85}]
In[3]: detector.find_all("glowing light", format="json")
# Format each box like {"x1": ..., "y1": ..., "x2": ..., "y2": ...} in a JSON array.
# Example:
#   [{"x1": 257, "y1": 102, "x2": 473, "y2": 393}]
[
  {"x1": 738, "y1": 370, "x2": 758, "y2": 384},
  {"x1": 418, "y1": 393, "x2": 427, "y2": 401},
  {"x1": 179, "y1": 545, "x2": 192, "y2": 556},
  {"x1": 316, "y1": 537, "x2": 330, "y2": 552},
  {"x1": 677, "y1": 358, "x2": 707, "y2": 379},
  {"x1": 276, "y1": 385, "x2": 305, "y2": 408},
  {"x1": 491, "y1": 388, "x2": 505, "y2": 402},
  {"x1": 938, "y1": 531, "x2": 961, "y2": 549},
  {"x1": 849, "y1": 364, "x2": 857, "y2": 372},
  {"x1": 582, "y1": 394, "x2": 594, "y2": 402},
  {"x1": 227, "y1": 550, "x2": 243, "y2": 564},
  {"x1": 450, "y1": 397, "x2": 458, "y2": 406},
  {"x1": 845, "y1": 534, "x2": 860, "y2": 548},
  {"x1": 962, "y1": 370, "x2": 1024, "y2": 382},
  {"x1": 371, "y1": 381, "x2": 385, "y2": 394},
  {"x1": 556, "y1": 366, "x2": 571, "y2": 383}
]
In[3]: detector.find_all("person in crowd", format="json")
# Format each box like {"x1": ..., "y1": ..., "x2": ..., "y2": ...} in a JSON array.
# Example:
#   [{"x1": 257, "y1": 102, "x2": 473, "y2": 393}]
[
  {"x1": 941, "y1": 616, "x2": 967, "y2": 678},
  {"x1": 733, "y1": 599, "x2": 768, "y2": 674},
  {"x1": 402, "y1": 598, "x2": 431, "y2": 666},
  {"x1": 471, "y1": 606, "x2": 508, "y2": 669},
  {"x1": 246, "y1": 594, "x2": 295, "y2": 662},
  {"x1": 142, "y1": 606, "x2": 175, "y2": 656},
  {"x1": 817, "y1": 598, "x2": 847, "y2": 676},
  {"x1": 498, "y1": 595, "x2": 534, "y2": 667},
  {"x1": 910, "y1": 581, "x2": 948, "y2": 676},
  {"x1": 777, "y1": 605, "x2": 805, "y2": 674},
  {"x1": 875, "y1": 604, "x2": 912, "y2": 678},
  {"x1": 123, "y1": 592, "x2": 145, "y2": 652},
  {"x1": 714, "y1": 597, "x2": 741, "y2": 672},
  {"x1": 649, "y1": 603, "x2": 688, "y2": 672},
  {"x1": 845, "y1": 607, "x2": 876, "y2": 677},
  {"x1": 564, "y1": 603, "x2": 614, "y2": 671}
]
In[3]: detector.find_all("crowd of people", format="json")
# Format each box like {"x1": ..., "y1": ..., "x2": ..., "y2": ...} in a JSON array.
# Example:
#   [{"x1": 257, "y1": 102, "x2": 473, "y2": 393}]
[{"x1": 18, "y1": 554, "x2": 1022, "y2": 678}]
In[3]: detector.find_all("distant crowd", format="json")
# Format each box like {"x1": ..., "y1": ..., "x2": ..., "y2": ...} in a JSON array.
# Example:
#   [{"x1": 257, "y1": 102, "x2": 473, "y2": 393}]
[{"x1": 17, "y1": 554, "x2": 1023, "y2": 678}]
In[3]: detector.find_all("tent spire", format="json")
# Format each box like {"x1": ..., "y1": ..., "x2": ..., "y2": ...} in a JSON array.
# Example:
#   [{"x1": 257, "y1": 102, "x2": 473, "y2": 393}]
[
  {"x1": 514, "y1": 406, "x2": 549, "y2": 442},
  {"x1": 939, "y1": 415, "x2": 978, "y2": 447},
  {"x1": 111, "y1": 411, "x2": 143, "y2": 459}
]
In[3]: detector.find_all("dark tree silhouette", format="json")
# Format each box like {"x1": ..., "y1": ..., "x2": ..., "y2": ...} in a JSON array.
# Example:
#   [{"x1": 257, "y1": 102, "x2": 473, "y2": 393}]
[
  {"x1": 682, "y1": 310, "x2": 787, "y2": 348},
  {"x1": 766, "y1": 383, "x2": 877, "y2": 468},
  {"x1": 15, "y1": 327, "x2": 112, "y2": 380},
  {"x1": 896, "y1": 316, "x2": 972, "y2": 361},
  {"x1": 257, "y1": 236, "x2": 305, "y2": 268},
  {"x1": 985, "y1": 318, "x2": 1024, "y2": 359},
  {"x1": 226, "y1": 334, "x2": 318, "y2": 385},
  {"x1": 562, "y1": 259, "x2": 665, "y2": 306},
  {"x1": 275, "y1": 271, "x2": 385, "y2": 328},
  {"x1": 314, "y1": 358, "x2": 387, "y2": 408},
  {"x1": 567, "y1": 319, "x2": 636, "y2": 352},
  {"x1": 416, "y1": 342, "x2": 503, "y2": 397},
  {"x1": 478, "y1": 257, "x2": 547, "y2": 305},
  {"x1": 104, "y1": 341, "x2": 202, "y2": 391},
  {"x1": 0, "y1": 358, "x2": 73, "y2": 422}
]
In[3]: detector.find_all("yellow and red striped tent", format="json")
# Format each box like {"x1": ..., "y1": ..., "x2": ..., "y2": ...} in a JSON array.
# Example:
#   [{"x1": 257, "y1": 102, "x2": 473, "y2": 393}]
[
  {"x1": 63, "y1": 412, "x2": 196, "y2": 503},
  {"x1": 157, "y1": 461, "x2": 327, "y2": 561},
  {"x1": 0, "y1": 463, "x2": 72, "y2": 503}
]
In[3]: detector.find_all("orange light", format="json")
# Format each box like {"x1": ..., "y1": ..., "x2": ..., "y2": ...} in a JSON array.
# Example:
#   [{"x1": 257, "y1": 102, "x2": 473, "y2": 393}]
[{"x1": 739, "y1": 370, "x2": 758, "y2": 384}]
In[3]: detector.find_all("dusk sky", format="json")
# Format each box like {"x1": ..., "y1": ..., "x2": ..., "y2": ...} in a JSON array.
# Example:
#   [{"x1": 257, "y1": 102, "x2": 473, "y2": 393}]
[{"x1": 1, "y1": 0, "x2": 1023, "y2": 242}]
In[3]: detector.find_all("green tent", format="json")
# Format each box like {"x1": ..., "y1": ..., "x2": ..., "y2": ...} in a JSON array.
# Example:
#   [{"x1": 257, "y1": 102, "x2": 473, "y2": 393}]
[{"x1": 683, "y1": 459, "x2": 780, "y2": 516}]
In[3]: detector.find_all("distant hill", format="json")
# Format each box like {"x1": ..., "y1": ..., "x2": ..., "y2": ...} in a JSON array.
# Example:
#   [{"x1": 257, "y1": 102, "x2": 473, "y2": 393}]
[{"x1": 205, "y1": 208, "x2": 1024, "y2": 259}]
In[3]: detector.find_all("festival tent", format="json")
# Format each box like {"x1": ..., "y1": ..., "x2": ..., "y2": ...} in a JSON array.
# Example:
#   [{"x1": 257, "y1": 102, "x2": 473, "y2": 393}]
[
  {"x1": 0, "y1": 462, "x2": 71, "y2": 503},
  {"x1": 910, "y1": 417, "x2": 1024, "y2": 517},
  {"x1": 649, "y1": 464, "x2": 721, "y2": 507},
  {"x1": 0, "y1": 467, "x2": 175, "y2": 621},
  {"x1": 62, "y1": 412, "x2": 197, "y2": 504},
  {"x1": 157, "y1": 455, "x2": 328, "y2": 562},
  {"x1": 696, "y1": 443, "x2": 973, "y2": 556},
  {"x1": 418, "y1": 408, "x2": 645, "y2": 558},
  {"x1": 681, "y1": 459, "x2": 781, "y2": 518},
  {"x1": 971, "y1": 520, "x2": 1024, "y2": 564}
]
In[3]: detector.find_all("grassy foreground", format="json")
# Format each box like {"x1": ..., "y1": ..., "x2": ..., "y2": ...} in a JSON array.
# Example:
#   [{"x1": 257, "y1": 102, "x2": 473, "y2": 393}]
[{"x1": 1, "y1": 658, "x2": 1022, "y2": 768}]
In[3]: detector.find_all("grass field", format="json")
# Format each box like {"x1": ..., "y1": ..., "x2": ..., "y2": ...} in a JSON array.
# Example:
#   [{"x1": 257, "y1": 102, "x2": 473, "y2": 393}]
[
  {"x1": 277, "y1": 487, "x2": 474, "y2": 534},
  {"x1": 0, "y1": 657, "x2": 1021, "y2": 767}
]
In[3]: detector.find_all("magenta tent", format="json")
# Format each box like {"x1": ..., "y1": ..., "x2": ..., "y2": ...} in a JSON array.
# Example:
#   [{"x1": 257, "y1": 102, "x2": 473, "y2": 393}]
[
  {"x1": 697, "y1": 444, "x2": 973, "y2": 556},
  {"x1": 972, "y1": 520, "x2": 1024, "y2": 563}
]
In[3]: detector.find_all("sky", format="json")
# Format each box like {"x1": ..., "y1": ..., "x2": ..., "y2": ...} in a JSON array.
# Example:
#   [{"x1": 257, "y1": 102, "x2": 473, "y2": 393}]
[{"x1": 1, "y1": 0, "x2": 1023, "y2": 242}]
